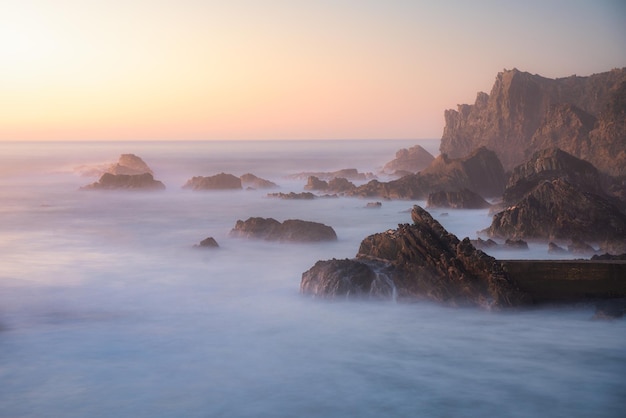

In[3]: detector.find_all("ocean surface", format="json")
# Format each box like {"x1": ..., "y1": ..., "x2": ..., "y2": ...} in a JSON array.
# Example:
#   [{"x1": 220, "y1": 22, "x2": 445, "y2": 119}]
[{"x1": 0, "y1": 139, "x2": 624, "y2": 418}]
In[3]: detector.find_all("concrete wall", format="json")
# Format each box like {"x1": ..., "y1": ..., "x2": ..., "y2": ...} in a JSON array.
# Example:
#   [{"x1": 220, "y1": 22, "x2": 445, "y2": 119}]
[{"x1": 500, "y1": 260, "x2": 626, "y2": 303}]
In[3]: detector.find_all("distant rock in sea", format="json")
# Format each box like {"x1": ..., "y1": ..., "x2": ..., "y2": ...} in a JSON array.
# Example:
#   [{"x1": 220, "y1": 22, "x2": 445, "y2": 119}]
[
  {"x1": 288, "y1": 168, "x2": 375, "y2": 182},
  {"x1": 75, "y1": 153, "x2": 156, "y2": 177},
  {"x1": 183, "y1": 173, "x2": 242, "y2": 190},
  {"x1": 240, "y1": 173, "x2": 278, "y2": 189},
  {"x1": 382, "y1": 144, "x2": 435, "y2": 175},
  {"x1": 267, "y1": 192, "x2": 317, "y2": 200},
  {"x1": 195, "y1": 236, "x2": 219, "y2": 248},
  {"x1": 81, "y1": 172, "x2": 166, "y2": 191},
  {"x1": 230, "y1": 217, "x2": 337, "y2": 242},
  {"x1": 426, "y1": 189, "x2": 491, "y2": 209},
  {"x1": 440, "y1": 67, "x2": 626, "y2": 175},
  {"x1": 348, "y1": 147, "x2": 505, "y2": 200}
]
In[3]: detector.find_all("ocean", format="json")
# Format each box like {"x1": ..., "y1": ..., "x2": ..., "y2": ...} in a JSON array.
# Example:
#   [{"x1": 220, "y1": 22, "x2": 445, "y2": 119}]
[{"x1": 0, "y1": 139, "x2": 624, "y2": 417}]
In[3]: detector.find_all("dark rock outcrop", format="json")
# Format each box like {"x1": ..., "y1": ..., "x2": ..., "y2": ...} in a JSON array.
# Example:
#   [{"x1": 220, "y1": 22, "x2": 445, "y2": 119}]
[
  {"x1": 427, "y1": 188, "x2": 491, "y2": 209},
  {"x1": 80, "y1": 172, "x2": 165, "y2": 191},
  {"x1": 304, "y1": 176, "x2": 328, "y2": 191},
  {"x1": 240, "y1": 173, "x2": 278, "y2": 189},
  {"x1": 382, "y1": 144, "x2": 435, "y2": 175},
  {"x1": 230, "y1": 217, "x2": 337, "y2": 242},
  {"x1": 440, "y1": 67, "x2": 626, "y2": 175},
  {"x1": 349, "y1": 147, "x2": 505, "y2": 199},
  {"x1": 183, "y1": 173, "x2": 242, "y2": 190},
  {"x1": 108, "y1": 154, "x2": 154, "y2": 175},
  {"x1": 196, "y1": 237, "x2": 219, "y2": 248},
  {"x1": 301, "y1": 206, "x2": 529, "y2": 308},
  {"x1": 486, "y1": 178, "x2": 626, "y2": 243}
]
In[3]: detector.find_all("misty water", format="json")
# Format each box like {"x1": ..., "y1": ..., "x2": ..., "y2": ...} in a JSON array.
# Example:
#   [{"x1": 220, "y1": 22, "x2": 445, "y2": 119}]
[{"x1": 0, "y1": 140, "x2": 624, "y2": 417}]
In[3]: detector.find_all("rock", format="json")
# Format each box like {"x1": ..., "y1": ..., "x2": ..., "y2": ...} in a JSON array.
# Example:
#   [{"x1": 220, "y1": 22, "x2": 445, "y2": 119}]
[
  {"x1": 503, "y1": 147, "x2": 608, "y2": 205},
  {"x1": 426, "y1": 188, "x2": 491, "y2": 209},
  {"x1": 183, "y1": 173, "x2": 242, "y2": 190},
  {"x1": 591, "y1": 253, "x2": 626, "y2": 261},
  {"x1": 240, "y1": 173, "x2": 278, "y2": 189},
  {"x1": 267, "y1": 192, "x2": 316, "y2": 200},
  {"x1": 440, "y1": 67, "x2": 626, "y2": 175},
  {"x1": 304, "y1": 176, "x2": 328, "y2": 191},
  {"x1": 80, "y1": 172, "x2": 165, "y2": 191},
  {"x1": 382, "y1": 144, "x2": 435, "y2": 174},
  {"x1": 567, "y1": 239, "x2": 597, "y2": 255},
  {"x1": 327, "y1": 177, "x2": 356, "y2": 193},
  {"x1": 196, "y1": 237, "x2": 219, "y2": 248},
  {"x1": 301, "y1": 205, "x2": 530, "y2": 308},
  {"x1": 365, "y1": 202, "x2": 382, "y2": 208},
  {"x1": 230, "y1": 217, "x2": 337, "y2": 242},
  {"x1": 486, "y1": 178, "x2": 626, "y2": 242},
  {"x1": 470, "y1": 237, "x2": 499, "y2": 250},
  {"x1": 349, "y1": 147, "x2": 506, "y2": 200},
  {"x1": 108, "y1": 154, "x2": 154, "y2": 175},
  {"x1": 504, "y1": 239, "x2": 529, "y2": 250},
  {"x1": 548, "y1": 242, "x2": 568, "y2": 254}
]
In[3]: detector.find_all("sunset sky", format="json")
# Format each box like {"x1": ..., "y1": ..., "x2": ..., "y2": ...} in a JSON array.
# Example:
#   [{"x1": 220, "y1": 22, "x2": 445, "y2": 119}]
[{"x1": 1, "y1": 0, "x2": 625, "y2": 141}]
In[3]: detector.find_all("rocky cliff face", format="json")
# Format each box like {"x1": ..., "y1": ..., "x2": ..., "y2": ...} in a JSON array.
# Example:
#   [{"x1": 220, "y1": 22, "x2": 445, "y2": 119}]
[{"x1": 440, "y1": 68, "x2": 626, "y2": 175}]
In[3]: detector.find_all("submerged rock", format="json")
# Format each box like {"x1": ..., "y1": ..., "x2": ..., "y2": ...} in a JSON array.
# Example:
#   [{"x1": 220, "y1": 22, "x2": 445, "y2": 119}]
[
  {"x1": 81, "y1": 172, "x2": 165, "y2": 190},
  {"x1": 230, "y1": 217, "x2": 337, "y2": 242},
  {"x1": 301, "y1": 206, "x2": 530, "y2": 309}
]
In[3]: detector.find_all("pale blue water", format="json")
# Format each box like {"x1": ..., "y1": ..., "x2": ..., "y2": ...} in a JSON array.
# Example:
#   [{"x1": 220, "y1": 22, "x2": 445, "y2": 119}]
[{"x1": 0, "y1": 140, "x2": 624, "y2": 418}]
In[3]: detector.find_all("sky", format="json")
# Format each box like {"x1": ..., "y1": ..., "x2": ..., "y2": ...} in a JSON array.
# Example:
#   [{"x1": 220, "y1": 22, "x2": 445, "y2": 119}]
[{"x1": 1, "y1": 0, "x2": 625, "y2": 141}]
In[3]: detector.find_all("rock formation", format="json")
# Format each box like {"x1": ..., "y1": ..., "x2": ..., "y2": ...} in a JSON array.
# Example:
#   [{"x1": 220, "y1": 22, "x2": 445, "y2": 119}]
[
  {"x1": 440, "y1": 67, "x2": 626, "y2": 175},
  {"x1": 382, "y1": 144, "x2": 435, "y2": 175},
  {"x1": 301, "y1": 206, "x2": 530, "y2": 308},
  {"x1": 288, "y1": 168, "x2": 375, "y2": 181},
  {"x1": 267, "y1": 192, "x2": 317, "y2": 200},
  {"x1": 348, "y1": 147, "x2": 505, "y2": 199},
  {"x1": 80, "y1": 172, "x2": 165, "y2": 190},
  {"x1": 240, "y1": 173, "x2": 278, "y2": 189},
  {"x1": 426, "y1": 189, "x2": 491, "y2": 209},
  {"x1": 108, "y1": 154, "x2": 154, "y2": 175},
  {"x1": 486, "y1": 178, "x2": 626, "y2": 243},
  {"x1": 183, "y1": 173, "x2": 242, "y2": 190},
  {"x1": 196, "y1": 237, "x2": 219, "y2": 248},
  {"x1": 230, "y1": 217, "x2": 337, "y2": 242}
]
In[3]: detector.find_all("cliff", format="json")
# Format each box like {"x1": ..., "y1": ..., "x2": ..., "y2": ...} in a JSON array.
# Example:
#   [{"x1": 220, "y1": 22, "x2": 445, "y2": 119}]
[{"x1": 440, "y1": 68, "x2": 626, "y2": 175}]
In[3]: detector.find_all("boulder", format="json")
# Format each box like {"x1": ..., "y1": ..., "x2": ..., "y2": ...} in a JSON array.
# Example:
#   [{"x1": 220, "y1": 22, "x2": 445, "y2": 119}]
[
  {"x1": 301, "y1": 206, "x2": 530, "y2": 308},
  {"x1": 183, "y1": 173, "x2": 242, "y2": 190},
  {"x1": 80, "y1": 172, "x2": 165, "y2": 190},
  {"x1": 382, "y1": 144, "x2": 435, "y2": 174},
  {"x1": 230, "y1": 217, "x2": 337, "y2": 242},
  {"x1": 486, "y1": 178, "x2": 626, "y2": 243},
  {"x1": 240, "y1": 173, "x2": 278, "y2": 189},
  {"x1": 426, "y1": 189, "x2": 491, "y2": 209},
  {"x1": 439, "y1": 67, "x2": 626, "y2": 175}
]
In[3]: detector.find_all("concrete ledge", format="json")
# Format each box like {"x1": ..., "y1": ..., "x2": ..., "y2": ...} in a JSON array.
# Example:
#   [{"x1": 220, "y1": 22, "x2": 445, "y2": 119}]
[{"x1": 500, "y1": 260, "x2": 626, "y2": 303}]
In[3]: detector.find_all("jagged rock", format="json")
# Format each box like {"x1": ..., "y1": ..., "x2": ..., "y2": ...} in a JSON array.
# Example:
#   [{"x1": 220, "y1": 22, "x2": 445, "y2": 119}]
[
  {"x1": 267, "y1": 192, "x2": 316, "y2": 200},
  {"x1": 382, "y1": 144, "x2": 435, "y2": 174},
  {"x1": 288, "y1": 168, "x2": 375, "y2": 181},
  {"x1": 80, "y1": 172, "x2": 165, "y2": 191},
  {"x1": 548, "y1": 242, "x2": 568, "y2": 254},
  {"x1": 427, "y1": 189, "x2": 491, "y2": 209},
  {"x1": 327, "y1": 177, "x2": 356, "y2": 193},
  {"x1": 183, "y1": 173, "x2": 242, "y2": 190},
  {"x1": 196, "y1": 237, "x2": 219, "y2": 248},
  {"x1": 301, "y1": 205, "x2": 530, "y2": 308},
  {"x1": 486, "y1": 178, "x2": 626, "y2": 242},
  {"x1": 230, "y1": 217, "x2": 337, "y2": 242},
  {"x1": 240, "y1": 173, "x2": 278, "y2": 189},
  {"x1": 503, "y1": 147, "x2": 607, "y2": 205},
  {"x1": 440, "y1": 67, "x2": 626, "y2": 175},
  {"x1": 349, "y1": 147, "x2": 505, "y2": 199},
  {"x1": 505, "y1": 239, "x2": 528, "y2": 250},
  {"x1": 304, "y1": 176, "x2": 328, "y2": 191}
]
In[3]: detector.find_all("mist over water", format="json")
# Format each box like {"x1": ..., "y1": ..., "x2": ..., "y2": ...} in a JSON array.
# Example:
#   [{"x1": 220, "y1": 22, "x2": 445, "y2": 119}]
[{"x1": 1, "y1": 140, "x2": 624, "y2": 417}]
